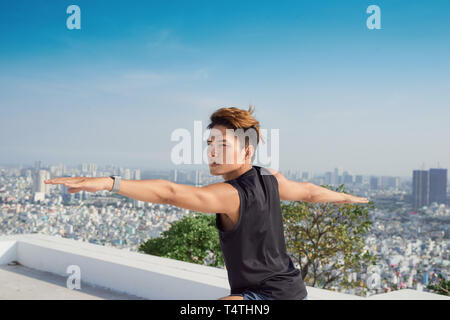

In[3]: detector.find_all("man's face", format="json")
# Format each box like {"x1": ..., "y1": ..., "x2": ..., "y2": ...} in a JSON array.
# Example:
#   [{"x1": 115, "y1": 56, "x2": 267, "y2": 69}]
[{"x1": 207, "y1": 124, "x2": 248, "y2": 176}]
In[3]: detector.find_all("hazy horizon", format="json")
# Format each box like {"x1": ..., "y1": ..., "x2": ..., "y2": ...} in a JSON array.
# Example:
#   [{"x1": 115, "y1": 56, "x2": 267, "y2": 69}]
[{"x1": 1, "y1": 160, "x2": 447, "y2": 180}]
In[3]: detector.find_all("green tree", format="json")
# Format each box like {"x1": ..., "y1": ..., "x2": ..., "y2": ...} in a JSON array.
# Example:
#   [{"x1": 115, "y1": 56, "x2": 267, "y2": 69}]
[
  {"x1": 138, "y1": 213, "x2": 224, "y2": 267},
  {"x1": 427, "y1": 273, "x2": 450, "y2": 296},
  {"x1": 282, "y1": 184, "x2": 377, "y2": 296}
]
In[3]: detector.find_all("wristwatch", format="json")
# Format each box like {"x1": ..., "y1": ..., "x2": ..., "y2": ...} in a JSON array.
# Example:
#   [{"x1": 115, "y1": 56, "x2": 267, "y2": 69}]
[{"x1": 109, "y1": 175, "x2": 121, "y2": 193}]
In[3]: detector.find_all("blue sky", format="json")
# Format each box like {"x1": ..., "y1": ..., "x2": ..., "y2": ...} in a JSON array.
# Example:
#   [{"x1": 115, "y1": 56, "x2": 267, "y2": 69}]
[{"x1": 1, "y1": 0, "x2": 449, "y2": 177}]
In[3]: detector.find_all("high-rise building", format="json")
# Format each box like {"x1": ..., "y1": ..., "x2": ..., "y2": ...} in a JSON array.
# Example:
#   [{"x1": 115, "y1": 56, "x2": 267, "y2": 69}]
[
  {"x1": 81, "y1": 163, "x2": 97, "y2": 176},
  {"x1": 33, "y1": 170, "x2": 50, "y2": 194},
  {"x1": 370, "y1": 176, "x2": 379, "y2": 190},
  {"x1": 412, "y1": 170, "x2": 429, "y2": 208},
  {"x1": 394, "y1": 177, "x2": 401, "y2": 189},
  {"x1": 176, "y1": 170, "x2": 186, "y2": 183},
  {"x1": 429, "y1": 168, "x2": 447, "y2": 205},
  {"x1": 34, "y1": 160, "x2": 42, "y2": 171},
  {"x1": 333, "y1": 167, "x2": 342, "y2": 185},
  {"x1": 133, "y1": 169, "x2": 141, "y2": 180},
  {"x1": 33, "y1": 170, "x2": 50, "y2": 202},
  {"x1": 195, "y1": 169, "x2": 201, "y2": 186},
  {"x1": 301, "y1": 171, "x2": 310, "y2": 181},
  {"x1": 380, "y1": 176, "x2": 399, "y2": 189},
  {"x1": 324, "y1": 172, "x2": 332, "y2": 185},
  {"x1": 173, "y1": 169, "x2": 178, "y2": 182},
  {"x1": 343, "y1": 171, "x2": 353, "y2": 184},
  {"x1": 355, "y1": 175, "x2": 363, "y2": 184},
  {"x1": 124, "y1": 168, "x2": 132, "y2": 180}
]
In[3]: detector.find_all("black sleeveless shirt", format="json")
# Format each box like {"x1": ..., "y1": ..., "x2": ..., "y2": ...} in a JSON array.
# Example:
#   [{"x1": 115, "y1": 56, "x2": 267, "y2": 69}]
[{"x1": 215, "y1": 165, "x2": 308, "y2": 300}]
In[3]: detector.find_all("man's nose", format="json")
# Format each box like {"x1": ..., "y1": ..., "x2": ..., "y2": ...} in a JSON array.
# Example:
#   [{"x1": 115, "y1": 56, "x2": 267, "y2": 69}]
[{"x1": 207, "y1": 145, "x2": 216, "y2": 159}]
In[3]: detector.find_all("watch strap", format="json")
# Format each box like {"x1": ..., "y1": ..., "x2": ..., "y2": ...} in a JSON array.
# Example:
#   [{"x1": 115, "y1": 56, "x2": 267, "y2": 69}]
[{"x1": 109, "y1": 175, "x2": 121, "y2": 193}]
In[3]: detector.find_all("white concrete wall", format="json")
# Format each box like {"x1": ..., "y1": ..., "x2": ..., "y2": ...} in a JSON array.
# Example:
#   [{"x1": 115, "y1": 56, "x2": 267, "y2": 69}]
[
  {"x1": 0, "y1": 240, "x2": 17, "y2": 265},
  {"x1": 0, "y1": 234, "x2": 229, "y2": 299},
  {"x1": 1, "y1": 234, "x2": 448, "y2": 300}
]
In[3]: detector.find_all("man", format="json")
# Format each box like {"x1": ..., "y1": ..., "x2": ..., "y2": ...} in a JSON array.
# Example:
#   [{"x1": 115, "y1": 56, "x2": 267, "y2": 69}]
[{"x1": 45, "y1": 105, "x2": 368, "y2": 300}]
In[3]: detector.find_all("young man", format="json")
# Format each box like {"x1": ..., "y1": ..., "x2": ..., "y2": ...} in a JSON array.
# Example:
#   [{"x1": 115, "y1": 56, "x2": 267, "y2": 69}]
[{"x1": 45, "y1": 106, "x2": 368, "y2": 300}]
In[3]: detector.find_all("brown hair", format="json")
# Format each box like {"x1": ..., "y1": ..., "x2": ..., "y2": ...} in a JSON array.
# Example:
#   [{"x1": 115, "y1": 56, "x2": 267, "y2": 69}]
[{"x1": 207, "y1": 105, "x2": 264, "y2": 161}]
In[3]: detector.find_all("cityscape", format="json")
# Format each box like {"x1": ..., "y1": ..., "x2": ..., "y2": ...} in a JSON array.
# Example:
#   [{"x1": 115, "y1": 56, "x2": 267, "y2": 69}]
[{"x1": 0, "y1": 161, "x2": 448, "y2": 297}]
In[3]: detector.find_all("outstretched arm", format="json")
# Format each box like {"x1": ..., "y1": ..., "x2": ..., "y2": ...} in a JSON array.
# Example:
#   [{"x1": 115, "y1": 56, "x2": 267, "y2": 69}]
[
  {"x1": 266, "y1": 168, "x2": 369, "y2": 204},
  {"x1": 45, "y1": 177, "x2": 240, "y2": 215}
]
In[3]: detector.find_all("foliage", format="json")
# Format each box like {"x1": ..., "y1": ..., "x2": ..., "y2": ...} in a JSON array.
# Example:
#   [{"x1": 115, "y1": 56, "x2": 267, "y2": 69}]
[
  {"x1": 138, "y1": 213, "x2": 224, "y2": 267},
  {"x1": 282, "y1": 184, "x2": 377, "y2": 296},
  {"x1": 427, "y1": 273, "x2": 450, "y2": 296}
]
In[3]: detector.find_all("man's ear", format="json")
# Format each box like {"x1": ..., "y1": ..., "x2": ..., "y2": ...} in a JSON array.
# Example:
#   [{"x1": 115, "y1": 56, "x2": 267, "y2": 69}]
[{"x1": 245, "y1": 145, "x2": 255, "y2": 160}]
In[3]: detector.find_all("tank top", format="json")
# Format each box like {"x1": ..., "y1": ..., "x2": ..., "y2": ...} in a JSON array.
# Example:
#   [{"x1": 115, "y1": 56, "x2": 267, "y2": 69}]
[{"x1": 215, "y1": 165, "x2": 308, "y2": 300}]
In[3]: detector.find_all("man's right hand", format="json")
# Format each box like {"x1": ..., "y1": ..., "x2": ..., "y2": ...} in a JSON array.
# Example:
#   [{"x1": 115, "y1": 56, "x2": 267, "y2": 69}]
[{"x1": 45, "y1": 177, "x2": 113, "y2": 193}]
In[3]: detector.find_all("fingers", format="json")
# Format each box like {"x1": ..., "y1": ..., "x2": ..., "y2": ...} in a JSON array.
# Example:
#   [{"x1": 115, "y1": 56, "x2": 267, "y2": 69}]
[
  {"x1": 358, "y1": 197, "x2": 369, "y2": 203},
  {"x1": 44, "y1": 177, "x2": 87, "y2": 193},
  {"x1": 64, "y1": 182, "x2": 83, "y2": 188},
  {"x1": 347, "y1": 198, "x2": 367, "y2": 203},
  {"x1": 337, "y1": 197, "x2": 369, "y2": 204},
  {"x1": 45, "y1": 177, "x2": 85, "y2": 184}
]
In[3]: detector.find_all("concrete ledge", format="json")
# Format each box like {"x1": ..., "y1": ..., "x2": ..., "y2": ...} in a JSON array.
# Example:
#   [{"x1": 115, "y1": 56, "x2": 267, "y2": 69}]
[
  {"x1": 0, "y1": 240, "x2": 17, "y2": 265},
  {"x1": 0, "y1": 234, "x2": 448, "y2": 300},
  {"x1": 366, "y1": 289, "x2": 449, "y2": 300},
  {"x1": 0, "y1": 264, "x2": 144, "y2": 300},
  {"x1": 0, "y1": 234, "x2": 229, "y2": 299}
]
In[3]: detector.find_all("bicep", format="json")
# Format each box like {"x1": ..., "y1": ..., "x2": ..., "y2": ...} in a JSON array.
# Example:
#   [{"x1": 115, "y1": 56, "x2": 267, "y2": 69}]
[
  {"x1": 164, "y1": 182, "x2": 240, "y2": 215},
  {"x1": 266, "y1": 167, "x2": 312, "y2": 202}
]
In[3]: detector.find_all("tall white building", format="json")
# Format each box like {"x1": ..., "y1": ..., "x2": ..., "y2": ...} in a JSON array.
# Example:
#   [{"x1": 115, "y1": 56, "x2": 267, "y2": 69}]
[
  {"x1": 124, "y1": 168, "x2": 132, "y2": 180},
  {"x1": 33, "y1": 170, "x2": 50, "y2": 194},
  {"x1": 332, "y1": 167, "x2": 343, "y2": 185},
  {"x1": 82, "y1": 163, "x2": 97, "y2": 176},
  {"x1": 195, "y1": 169, "x2": 201, "y2": 186}
]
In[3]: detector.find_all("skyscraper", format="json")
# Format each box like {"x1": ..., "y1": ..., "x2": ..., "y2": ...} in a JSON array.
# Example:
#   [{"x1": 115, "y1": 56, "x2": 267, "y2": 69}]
[
  {"x1": 301, "y1": 171, "x2": 310, "y2": 181},
  {"x1": 33, "y1": 170, "x2": 50, "y2": 194},
  {"x1": 412, "y1": 170, "x2": 429, "y2": 208},
  {"x1": 343, "y1": 171, "x2": 353, "y2": 184},
  {"x1": 124, "y1": 168, "x2": 131, "y2": 180},
  {"x1": 355, "y1": 175, "x2": 363, "y2": 184},
  {"x1": 33, "y1": 169, "x2": 50, "y2": 202},
  {"x1": 429, "y1": 168, "x2": 447, "y2": 205},
  {"x1": 173, "y1": 168, "x2": 178, "y2": 182},
  {"x1": 195, "y1": 169, "x2": 201, "y2": 186},
  {"x1": 324, "y1": 172, "x2": 332, "y2": 185},
  {"x1": 370, "y1": 176, "x2": 379, "y2": 190},
  {"x1": 34, "y1": 160, "x2": 42, "y2": 171},
  {"x1": 333, "y1": 167, "x2": 342, "y2": 185}
]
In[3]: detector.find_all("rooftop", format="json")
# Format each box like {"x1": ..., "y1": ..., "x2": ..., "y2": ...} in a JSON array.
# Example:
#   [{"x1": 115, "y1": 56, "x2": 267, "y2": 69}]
[{"x1": 0, "y1": 234, "x2": 448, "y2": 300}]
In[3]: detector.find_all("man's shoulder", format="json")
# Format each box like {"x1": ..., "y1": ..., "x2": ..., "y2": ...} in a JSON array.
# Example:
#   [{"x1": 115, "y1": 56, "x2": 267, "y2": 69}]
[
  {"x1": 259, "y1": 166, "x2": 278, "y2": 176},
  {"x1": 256, "y1": 166, "x2": 283, "y2": 185}
]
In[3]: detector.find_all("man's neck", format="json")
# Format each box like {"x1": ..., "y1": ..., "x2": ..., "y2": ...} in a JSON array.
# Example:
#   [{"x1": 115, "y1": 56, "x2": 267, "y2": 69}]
[{"x1": 222, "y1": 164, "x2": 253, "y2": 181}]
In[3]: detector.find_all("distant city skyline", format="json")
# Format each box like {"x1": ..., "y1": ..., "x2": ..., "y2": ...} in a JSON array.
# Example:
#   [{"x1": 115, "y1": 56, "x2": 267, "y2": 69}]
[
  {"x1": 1, "y1": 160, "x2": 449, "y2": 182},
  {"x1": 1, "y1": 1, "x2": 449, "y2": 177}
]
